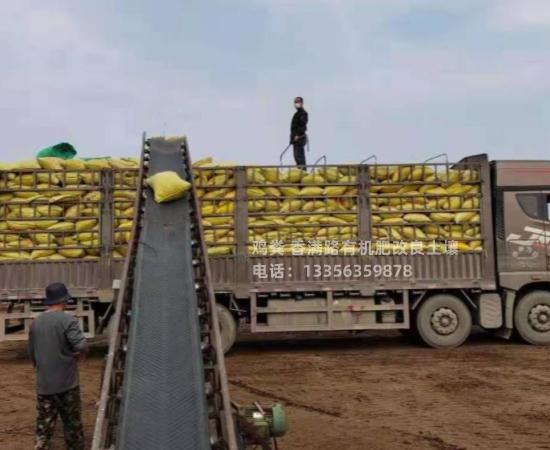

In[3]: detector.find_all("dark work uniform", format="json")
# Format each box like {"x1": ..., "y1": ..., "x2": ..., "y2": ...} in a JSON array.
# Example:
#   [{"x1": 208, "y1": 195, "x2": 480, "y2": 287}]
[
  {"x1": 290, "y1": 108, "x2": 308, "y2": 169},
  {"x1": 29, "y1": 311, "x2": 88, "y2": 450}
]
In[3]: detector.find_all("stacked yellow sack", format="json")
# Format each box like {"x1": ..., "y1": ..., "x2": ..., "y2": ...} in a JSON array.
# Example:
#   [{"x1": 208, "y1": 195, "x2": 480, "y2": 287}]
[
  {"x1": 1, "y1": 156, "x2": 140, "y2": 262},
  {"x1": 369, "y1": 165, "x2": 483, "y2": 252},
  {"x1": 193, "y1": 162, "x2": 360, "y2": 256}
]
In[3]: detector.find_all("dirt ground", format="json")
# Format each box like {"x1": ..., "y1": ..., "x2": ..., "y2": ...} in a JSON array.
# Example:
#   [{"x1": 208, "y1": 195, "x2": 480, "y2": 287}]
[{"x1": 1, "y1": 330, "x2": 550, "y2": 450}]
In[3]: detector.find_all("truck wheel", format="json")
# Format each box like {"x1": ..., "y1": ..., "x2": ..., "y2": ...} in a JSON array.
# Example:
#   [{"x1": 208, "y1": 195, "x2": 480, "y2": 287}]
[
  {"x1": 217, "y1": 304, "x2": 237, "y2": 354},
  {"x1": 514, "y1": 291, "x2": 550, "y2": 346},
  {"x1": 416, "y1": 294, "x2": 472, "y2": 349}
]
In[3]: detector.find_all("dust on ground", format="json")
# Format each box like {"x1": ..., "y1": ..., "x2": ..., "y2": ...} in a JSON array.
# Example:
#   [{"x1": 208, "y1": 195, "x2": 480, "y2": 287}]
[{"x1": 1, "y1": 330, "x2": 550, "y2": 450}]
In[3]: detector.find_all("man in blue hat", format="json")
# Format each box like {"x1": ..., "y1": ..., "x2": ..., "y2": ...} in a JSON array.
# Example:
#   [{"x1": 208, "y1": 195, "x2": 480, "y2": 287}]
[{"x1": 28, "y1": 283, "x2": 89, "y2": 450}]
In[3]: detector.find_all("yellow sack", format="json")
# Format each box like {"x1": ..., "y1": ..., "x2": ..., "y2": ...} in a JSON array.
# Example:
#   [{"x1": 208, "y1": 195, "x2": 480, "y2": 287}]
[
  {"x1": 6, "y1": 238, "x2": 33, "y2": 248},
  {"x1": 430, "y1": 213, "x2": 455, "y2": 223},
  {"x1": 224, "y1": 190, "x2": 236, "y2": 199},
  {"x1": 117, "y1": 220, "x2": 133, "y2": 230},
  {"x1": 16, "y1": 159, "x2": 41, "y2": 169},
  {"x1": 280, "y1": 199, "x2": 303, "y2": 212},
  {"x1": 281, "y1": 168, "x2": 303, "y2": 183},
  {"x1": 7, "y1": 205, "x2": 36, "y2": 218},
  {"x1": 404, "y1": 213, "x2": 431, "y2": 223},
  {"x1": 113, "y1": 190, "x2": 136, "y2": 200},
  {"x1": 80, "y1": 173, "x2": 101, "y2": 185},
  {"x1": 402, "y1": 227, "x2": 427, "y2": 240},
  {"x1": 201, "y1": 204, "x2": 215, "y2": 215},
  {"x1": 300, "y1": 186, "x2": 323, "y2": 196},
  {"x1": 49, "y1": 192, "x2": 84, "y2": 204},
  {"x1": 205, "y1": 216, "x2": 233, "y2": 226},
  {"x1": 302, "y1": 173, "x2": 325, "y2": 184},
  {"x1": 193, "y1": 157, "x2": 213, "y2": 167},
  {"x1": 247, "y1": 200, "x2": 266, "y2": 212},
  {"x1": 265, "y1": 200, "x2": 280, "y2": 212},
  {"x1": 455, "y1": 212, "x2": 477, "y2": 223},
  {"x1": 7, "y1": 220, "x2": 58, "y2": 231},
  {"x1": 319, "y1": 216, "x2": 348, "y2": 225},
  {"x1": 262, "y1": 186, "x2": 281, "y2": 197},
  {"x1": 36, "y1": 205, "x2": 64, "y2": 218},
  {"x1": 262, "y1": 168, "x2": 280, "y2": 183},
  {"x1": 437, "y1": 170, "x2": 460, "y2": 184},
  {"x1": 0, "y1": 251, "x2": 31, "y2": 260},
  {"x1": 31, "y1": 247, "x2": 57, "y2": 260},
  {"x1": 323, "y1": 186, "x2": 347, "y2": 196},
  {"x1": 246, "y1": 168, "x2": 266, "y2": 184},
  {"x1": 61, "y1": 159, "x2": 86, "y2": 170},
  {"x1": 0, "y1": 234, "x2": 18, "y2": 243},
  {"x1": 36, "y1": 253, "x2": 67, "y2": 261},
  {"x1": 247, "y1": 188, "x2": 266, "y2": 198},
  {"x1": 114, "y1": 201, "x2": 133, "y2": 211},
  {"x1": 208, "y1": 174, "x2": 231, "y2": 186},
  {"x1": 48, "y1": 222, "x2": 75, "y2": 231},
  {"x1": 207, "y1": 246, "x2": 233, "y2": 256},
  {"x1": 303, "y1": 201, "x2": 326, "y2": 212},
  {"x1": 426, "y1": 187, "x2": 447, "y2": 196},
  {"x1": 37, "y1": 158, "x2": 64, "y2": 170},
  {"x1": 203, "y1": 188, "x2": 228, "y2": 199},
  {"x1": 146, "y1": 171, "x2": 191, "y2": 203},
  {"x1": 321, "y1": 168, "x2": 340, "y2": 183},
  {"x1": 279, "y1": 186, "x2": 300, "y2": 197},
  {"x1": 33, "y1": 233, "x2": 56, "y2": 245},
  {"x1": 84, "y1": 159, "x2": 110, "y2": 169},
  {"x1": 108, "y1": 158, "x2": 137, "y2": 169},
  {"x1": 76, "y1": 219, "x2": 97, "y2": 231},
  {"x1": 368, "y1": 166, "x2": 392, "y2": 181},
  {"x1": 382, "y1": 217, "x2": 406, "y2": 225},
  {"x1": 58, "y1": 172, "x2": 82, "y2": 186},
  {"x1": 391, "y1": 166, "x2": 412, "y2": 182},
  {"x1": 58, "y1": 248, "x2": 85, "y2": 258},
  {"x1": 410, "y1": 166, "x2": 435, "y2": 181}
]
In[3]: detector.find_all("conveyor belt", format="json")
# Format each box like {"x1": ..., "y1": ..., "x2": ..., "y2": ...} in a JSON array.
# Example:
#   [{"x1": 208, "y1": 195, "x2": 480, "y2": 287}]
[
  {"x1": 115, "y1": 138, "x2": 210, "y2": 450},
  {"x1": 92, "y1": 135, "x2": 283, "y2": 450}
]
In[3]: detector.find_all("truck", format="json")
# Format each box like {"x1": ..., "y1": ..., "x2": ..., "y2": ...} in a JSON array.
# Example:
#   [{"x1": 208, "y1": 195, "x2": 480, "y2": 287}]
[{"x1": 2, "y1": 151, "x2": 550, "y2": 351}]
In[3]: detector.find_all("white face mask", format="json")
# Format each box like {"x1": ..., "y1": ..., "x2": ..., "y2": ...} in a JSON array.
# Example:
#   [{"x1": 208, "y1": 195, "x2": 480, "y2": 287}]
[{"x1": 295, "y1": 103, "x2": 302, "y2": 109}]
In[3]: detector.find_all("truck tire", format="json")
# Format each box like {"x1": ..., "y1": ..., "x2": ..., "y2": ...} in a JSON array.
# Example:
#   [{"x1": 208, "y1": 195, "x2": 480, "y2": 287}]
[
  {"x1": 514, "y1": 290, "x2": 550, "y2": 346},
  {"x1": 217, "y1": 304, "x2": 237, "y2": 354},
  {"x1": 416, "y1": 294, "x2": 472, "y2": 349}
]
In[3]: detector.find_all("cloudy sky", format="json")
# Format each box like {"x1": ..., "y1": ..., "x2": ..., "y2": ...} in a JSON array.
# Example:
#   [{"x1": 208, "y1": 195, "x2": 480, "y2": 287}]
[{"x1": 0, "y1": 0, "x2": 549, "y2": 164}]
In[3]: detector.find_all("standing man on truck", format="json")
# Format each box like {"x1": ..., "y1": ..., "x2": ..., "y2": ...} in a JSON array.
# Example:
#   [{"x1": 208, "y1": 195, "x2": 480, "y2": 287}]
[
  {"x1": 290, "y1": 96, "x2": 309, "y2": 169},
  {"x1": 29, "y1": 282, "x2": 89, "y2": 450}
]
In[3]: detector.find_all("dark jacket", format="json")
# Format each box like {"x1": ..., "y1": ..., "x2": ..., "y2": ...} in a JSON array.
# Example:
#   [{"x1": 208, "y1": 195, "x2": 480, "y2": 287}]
[
  {"x1": 290, "y1": 108, "x2": 308, "y2": 142},
  {"x1": 29, "y1": 311, "x2": 89, "y2": 395}
]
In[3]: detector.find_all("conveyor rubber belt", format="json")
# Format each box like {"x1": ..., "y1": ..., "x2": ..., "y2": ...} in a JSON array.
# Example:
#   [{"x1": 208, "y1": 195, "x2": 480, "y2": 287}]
[{"x1": 115, "y1": 139, "x2": 211, "y2": 450}]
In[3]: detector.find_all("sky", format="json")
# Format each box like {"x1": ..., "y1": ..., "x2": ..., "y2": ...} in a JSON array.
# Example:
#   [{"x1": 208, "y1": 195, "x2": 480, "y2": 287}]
[{"x1": 0, "y1": 0, "x2": 549, "y2": 164}]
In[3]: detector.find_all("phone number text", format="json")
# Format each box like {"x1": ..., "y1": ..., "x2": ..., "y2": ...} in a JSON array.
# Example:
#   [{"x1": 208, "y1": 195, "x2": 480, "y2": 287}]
[{"x1": 304, "y1": 264, "x2": 412, "y2": 278}]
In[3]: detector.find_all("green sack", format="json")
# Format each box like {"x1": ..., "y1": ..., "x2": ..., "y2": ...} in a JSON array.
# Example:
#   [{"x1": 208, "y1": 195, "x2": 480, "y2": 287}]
[{"x1": 36, "y1": 143, "x2": 77, "y2": 160}]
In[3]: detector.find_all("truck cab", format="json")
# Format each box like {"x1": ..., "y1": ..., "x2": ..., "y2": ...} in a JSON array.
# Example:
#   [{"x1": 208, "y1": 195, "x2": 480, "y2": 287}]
[{"x1": 493, "y1": 161, "x2": 550, "y2": 345}]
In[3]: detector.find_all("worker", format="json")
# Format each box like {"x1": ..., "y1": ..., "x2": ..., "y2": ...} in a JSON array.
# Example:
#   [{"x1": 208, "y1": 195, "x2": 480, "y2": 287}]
[
  {"x1": 290, "y1": 96, "x2": 309, "y2": 169},
  {"x1": 29, "y1": 282, "x2": 88, "y2": 450}
]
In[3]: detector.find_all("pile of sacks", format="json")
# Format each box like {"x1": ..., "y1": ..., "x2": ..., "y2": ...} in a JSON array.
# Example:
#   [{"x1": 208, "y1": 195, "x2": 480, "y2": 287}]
[
  {"x1": 1, "y1": 156, "x2": 483, "y2": 261},
  {"x1": 0, "y1": 157, "x2": 139, "y2": 261}
]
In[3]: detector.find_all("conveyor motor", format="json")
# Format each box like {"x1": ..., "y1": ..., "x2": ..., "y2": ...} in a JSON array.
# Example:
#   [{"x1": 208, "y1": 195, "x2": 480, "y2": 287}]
[{"x1": 238, "y1": 403, "x2": 288, "y2": 441}]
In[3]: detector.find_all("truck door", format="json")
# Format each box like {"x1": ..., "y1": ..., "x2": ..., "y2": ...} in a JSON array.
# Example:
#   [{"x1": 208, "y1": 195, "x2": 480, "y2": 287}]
[
  {"x1": 503, "y1": 191, "x2": 547, "y2": 274},
  {"x1": 543, "y1": 192, "x2": 550, "y2": 271}
]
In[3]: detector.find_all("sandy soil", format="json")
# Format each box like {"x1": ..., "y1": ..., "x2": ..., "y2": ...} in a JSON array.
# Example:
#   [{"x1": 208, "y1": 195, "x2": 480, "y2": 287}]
[{"x1": 1, "y1": 330, "x2": 550, "y2": 450}]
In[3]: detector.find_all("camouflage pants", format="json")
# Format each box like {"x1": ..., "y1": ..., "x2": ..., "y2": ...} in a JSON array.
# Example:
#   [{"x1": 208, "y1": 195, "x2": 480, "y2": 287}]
[{"x1": 34, "y1": 386, "x2": 84, "y2": 450}]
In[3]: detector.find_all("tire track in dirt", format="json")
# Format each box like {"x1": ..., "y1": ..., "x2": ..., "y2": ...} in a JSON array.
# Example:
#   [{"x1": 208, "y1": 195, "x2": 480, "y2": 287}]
[{"x1": 229, "y1": 379, "x2": 342, "y2": 418}]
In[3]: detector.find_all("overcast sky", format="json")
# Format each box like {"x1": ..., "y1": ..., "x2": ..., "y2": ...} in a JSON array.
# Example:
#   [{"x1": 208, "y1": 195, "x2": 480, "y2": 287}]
[{"x1": 0, "y1": 0, "x2": 549, "y2": 164}]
